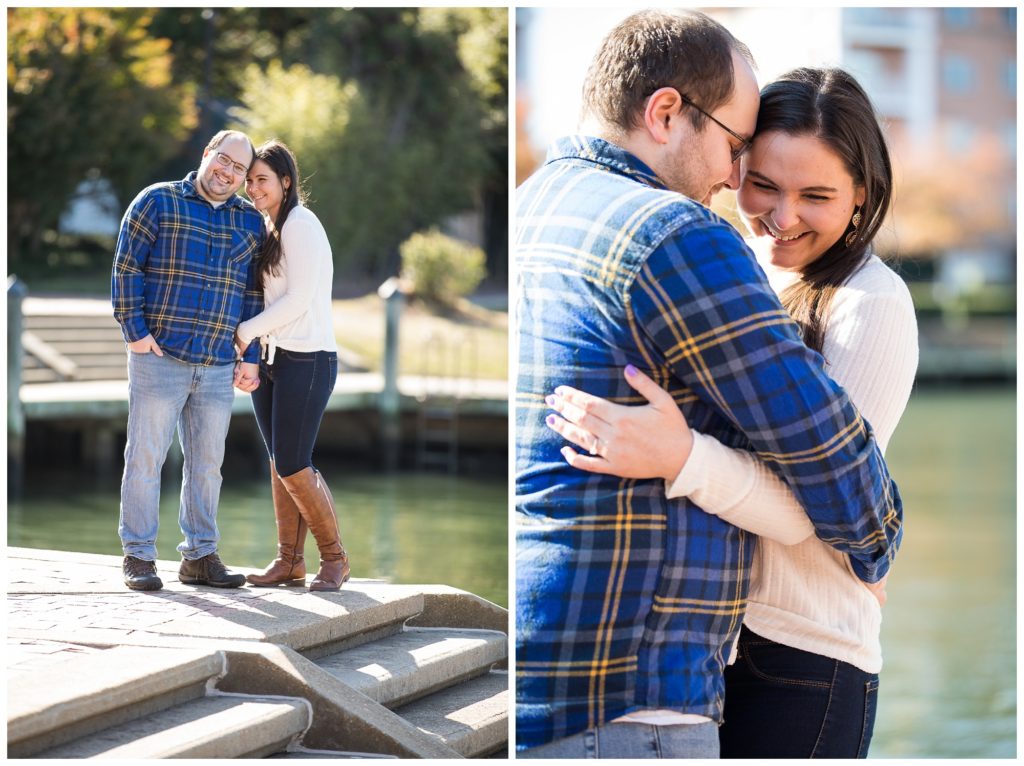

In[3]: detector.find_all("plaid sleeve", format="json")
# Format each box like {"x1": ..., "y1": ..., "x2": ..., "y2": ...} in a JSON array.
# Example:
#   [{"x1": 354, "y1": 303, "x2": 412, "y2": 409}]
[
  {"x1": 239, "y1": 227, "x2": 265, "y2": 364},
  {"x1": 628, "y1": 220, "x2": 902, "y2": 582},
  {"x1": 111, "y1": 189, "x2": 158, "y2": 343}
]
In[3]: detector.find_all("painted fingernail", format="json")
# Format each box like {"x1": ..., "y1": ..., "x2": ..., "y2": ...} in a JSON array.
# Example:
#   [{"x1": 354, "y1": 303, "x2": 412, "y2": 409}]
[
  {"x1": 554, "y1": 386, "x2": 566, "y2": 396},
  {"x1": 625, "y1": 364, "x2": 638, "y2": 377},
  {"x1": 546, "y1": 414, "x2": 557, "y2": 426},
  {"x1": 546, "y1": 394, "x2": 557, "y2": 406}
]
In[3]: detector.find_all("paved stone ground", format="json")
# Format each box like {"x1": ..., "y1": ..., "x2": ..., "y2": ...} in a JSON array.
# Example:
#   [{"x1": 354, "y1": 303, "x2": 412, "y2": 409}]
[{"x1": 6, "y1": 547, "x2": 403, "y2": 678}]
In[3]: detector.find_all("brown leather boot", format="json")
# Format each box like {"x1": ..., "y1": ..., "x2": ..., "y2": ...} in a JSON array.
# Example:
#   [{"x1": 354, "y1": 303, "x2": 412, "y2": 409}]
[
  {"x1": 279, "y1": 467, "x2": 350, "y2": 591},
  {"x1": 247, "y1": 460, "x2": 308, "y2": 587}
]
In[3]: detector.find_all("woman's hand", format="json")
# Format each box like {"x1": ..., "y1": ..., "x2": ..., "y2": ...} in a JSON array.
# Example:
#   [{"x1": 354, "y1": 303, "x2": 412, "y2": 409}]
[
  {"x1": 234, "y1": 331, "x2": 248, "y2": 358},
  {"x1": 545, "y1": 365, "x2": 693, "y2": 481}
]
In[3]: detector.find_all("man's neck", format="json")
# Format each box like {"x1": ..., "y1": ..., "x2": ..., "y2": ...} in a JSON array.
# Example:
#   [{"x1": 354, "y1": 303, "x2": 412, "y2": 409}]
[
  {"x1": 581, "y1": 118, "x2": 664, "y2": 179},
  {"x1": 195, "y1": 177, "x2": 228, "y2": 208},
  {"x1": 613, "y1": 132, "x2": 663, "y2": 180}
]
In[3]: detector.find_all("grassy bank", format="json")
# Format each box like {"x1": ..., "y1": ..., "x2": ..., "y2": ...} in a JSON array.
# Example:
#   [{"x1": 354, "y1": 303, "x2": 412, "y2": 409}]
[{"x1": 333, "y1": 293, "x2": 508, "y2": 380}]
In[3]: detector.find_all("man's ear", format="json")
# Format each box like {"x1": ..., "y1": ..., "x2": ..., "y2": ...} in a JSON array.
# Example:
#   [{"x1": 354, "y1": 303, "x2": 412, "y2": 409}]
[{"x1": 642, "y1": 87, "x2": 684, "y2": 145}]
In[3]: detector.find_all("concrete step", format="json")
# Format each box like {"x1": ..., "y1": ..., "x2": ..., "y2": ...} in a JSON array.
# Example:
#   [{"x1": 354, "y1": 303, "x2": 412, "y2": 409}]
[
  {"x1": 23, "y1": 315, "x2": 120, "y2": 328},
  {"x1": 23, "y1": 365, "x2": 127, "y2": 384},
  {"x1": 8, "y1": 645, "x2": 224, "y2": 757},
  {"x1": 23, "y1": 321, "x2": 121, "y2": 335},
  {"x1": 29, "y1": 341, "x2": 127, "y2": 355},
  {"x1": 395, "y1": 670, "x2": 509, "y2": 758},
  {"x1": 313, "y1": 627, "x2": 507, "y2": 709},
  {"x1": 34, "y1": 694, "x2": 310, "y2": 758}
]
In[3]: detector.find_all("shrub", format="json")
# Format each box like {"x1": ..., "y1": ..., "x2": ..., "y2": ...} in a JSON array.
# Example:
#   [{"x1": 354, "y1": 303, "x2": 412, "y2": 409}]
[{"x1": 400, "y1": 229, "x2": 486, "y2": 304}]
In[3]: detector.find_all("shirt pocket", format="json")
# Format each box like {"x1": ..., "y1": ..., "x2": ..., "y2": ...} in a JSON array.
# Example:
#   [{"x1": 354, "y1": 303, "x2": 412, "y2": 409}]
[{"x1": 230, "y1": 231, "x2": 260, "y2": 265}]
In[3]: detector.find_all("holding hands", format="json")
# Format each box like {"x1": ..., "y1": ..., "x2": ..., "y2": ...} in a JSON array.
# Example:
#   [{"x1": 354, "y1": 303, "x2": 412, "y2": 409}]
[
  {"x1": 234, "y1": 361, "x2": 260, "y2": 392},
  {"x1": 233, "y1": 329, "x2": 259, "y2": 392},
  {"x1": 545, "y1": 364, "x2": 694, "y2": 482}
]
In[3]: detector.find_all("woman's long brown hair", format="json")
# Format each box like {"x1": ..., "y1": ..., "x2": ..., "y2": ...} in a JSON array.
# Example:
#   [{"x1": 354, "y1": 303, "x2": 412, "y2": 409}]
[{"x1": 251, "y1": 140, "x2": 306, "y2": 290}]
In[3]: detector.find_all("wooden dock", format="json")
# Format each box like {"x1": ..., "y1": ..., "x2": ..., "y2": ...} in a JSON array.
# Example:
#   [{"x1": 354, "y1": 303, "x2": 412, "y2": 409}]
[{"x1": 8, "y1": 291, "x2": 507, "y2": 489}]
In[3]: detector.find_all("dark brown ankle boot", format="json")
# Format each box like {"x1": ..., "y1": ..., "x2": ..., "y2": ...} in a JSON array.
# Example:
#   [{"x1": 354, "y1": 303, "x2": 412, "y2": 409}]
[
  {"x1": 279, "y1": 467, "x2": 350, "y2": 591},
  {"x1": 247, "y1": 459, "x2": 308, "y2": 587}
]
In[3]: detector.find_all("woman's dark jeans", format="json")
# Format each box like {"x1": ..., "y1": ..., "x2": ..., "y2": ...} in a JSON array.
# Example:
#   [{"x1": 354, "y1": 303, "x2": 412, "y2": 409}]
[
  {"x1": 720, "y1": 626, "x2": 879, "y2": 759},
  {"x1": 250, "y1": 349, "x2": 337, "y2": 477}
]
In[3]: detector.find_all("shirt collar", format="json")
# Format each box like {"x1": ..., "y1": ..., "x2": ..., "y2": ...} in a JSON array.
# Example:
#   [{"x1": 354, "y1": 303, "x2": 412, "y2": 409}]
[
  {"x1": 182, "y1": 171, "x2": 245, "y2": 209},
  {"x1": 546, "y1": 135, "x2": 668, "y2": 191}
]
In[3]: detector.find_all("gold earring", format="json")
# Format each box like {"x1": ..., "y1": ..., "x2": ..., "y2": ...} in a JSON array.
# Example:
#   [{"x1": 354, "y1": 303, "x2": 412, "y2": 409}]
[{"x1": 845, "y1": 208, "x2": 862, "y2": 247}]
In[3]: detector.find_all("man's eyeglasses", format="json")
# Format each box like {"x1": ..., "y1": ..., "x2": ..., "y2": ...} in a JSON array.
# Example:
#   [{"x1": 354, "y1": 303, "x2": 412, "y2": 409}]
[
  {"x1": 214, "y1": 151, "x2": 249, "y2": 176},
  {"x1": 679, "y1": 93, "x2": 750, "y2": 163}
]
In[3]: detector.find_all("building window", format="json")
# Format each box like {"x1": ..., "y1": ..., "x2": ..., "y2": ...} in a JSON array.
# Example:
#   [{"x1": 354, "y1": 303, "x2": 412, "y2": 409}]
[
  {"x1": 1003, "y1": 123, "x2": 1016, "y2": 158},
  {"x1": 944, "y1": 120, "x2": 975, "y2": 155},
  {"x1": 943, "y1": 55, "x2": 975, "y2": 92},
  {"x1": 844, "y1": 50, "x2": 887, "y2": 92},
  {"x1": 943, "y1": 8, "x2": 974, "y2": 28},
  {"x1": 846, "y1": 7, "x2": 908, "y2": 26}
]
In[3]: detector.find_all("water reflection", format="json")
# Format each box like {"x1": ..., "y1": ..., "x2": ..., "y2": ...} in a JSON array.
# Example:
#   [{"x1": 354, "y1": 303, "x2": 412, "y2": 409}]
[
  {"x1": 8, "y1": 465, "x2": 508, "y2": 608},
  {"x1": 872, "y1": 387, "x2": 1015, "y2": 758}
]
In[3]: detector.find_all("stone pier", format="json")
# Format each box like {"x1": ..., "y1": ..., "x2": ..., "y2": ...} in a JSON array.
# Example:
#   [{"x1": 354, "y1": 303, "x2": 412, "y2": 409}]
[{"x1": 7, "y1": 547, "x2": 508, "y2": 759}]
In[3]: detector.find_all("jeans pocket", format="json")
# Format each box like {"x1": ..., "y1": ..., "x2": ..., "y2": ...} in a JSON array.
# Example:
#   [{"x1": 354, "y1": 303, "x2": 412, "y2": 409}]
[
  {"x1": 857, "y1": 677, "x2": 880, "y2": 757},
  {"x1": 278, "y1": 349, "x2": 315, "y2": 363},
  {"x1": 742, "y1": 638, "x2": 836, "y2": 688}
]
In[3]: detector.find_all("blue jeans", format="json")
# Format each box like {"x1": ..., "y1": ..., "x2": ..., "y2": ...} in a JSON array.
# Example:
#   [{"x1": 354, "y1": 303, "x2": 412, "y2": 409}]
[
  {"x1": 250, "y1": 349, "x2": 337, "y2": 477},
  {"x1": 518, "y1": 721, "x2": 719, "y2": 759},
  {"x1": 118, "y1": 352, "x2": 235, "y2": 561},
  {"x1": 720, "y1": 626, "x2": 879, "y2": 758}
]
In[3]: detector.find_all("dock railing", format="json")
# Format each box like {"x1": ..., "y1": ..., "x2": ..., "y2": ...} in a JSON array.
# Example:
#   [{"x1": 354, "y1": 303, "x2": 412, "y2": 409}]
[{"x1": 8, "y1": 276, "x2": 28, "y2": 497}]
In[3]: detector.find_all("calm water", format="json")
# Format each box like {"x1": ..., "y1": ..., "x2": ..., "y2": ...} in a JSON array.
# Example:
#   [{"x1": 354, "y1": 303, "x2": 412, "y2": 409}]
[
  {"x1": 8, "y1": 465, "x2": 508, "y2": 608},
  {"x1": 870, "y1": 387, "x2": 1015, "y2": 758}
]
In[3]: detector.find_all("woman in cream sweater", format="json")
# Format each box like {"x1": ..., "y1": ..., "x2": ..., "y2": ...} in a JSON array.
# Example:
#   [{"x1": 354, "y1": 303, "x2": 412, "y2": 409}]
[
  {"x1": 544, "y1": 68, "x2": 918, "y2": 757},
  {"x1": 235, "y1": 140, "x2": 349, "y2": 592}
]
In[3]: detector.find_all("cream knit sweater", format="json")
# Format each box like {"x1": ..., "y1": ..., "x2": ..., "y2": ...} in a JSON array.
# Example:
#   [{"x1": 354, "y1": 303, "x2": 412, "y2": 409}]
[
  {"x1": 667, "y1": 245, "x2": 918, "y2": 673},
  {"x1": 236, "y1": 205, "x2": 338, "y2": 355}
]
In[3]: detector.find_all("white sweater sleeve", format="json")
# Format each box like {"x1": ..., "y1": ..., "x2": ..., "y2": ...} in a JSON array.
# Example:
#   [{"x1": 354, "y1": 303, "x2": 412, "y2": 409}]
[
  {"x1": 236, "y1": 217, "x2": 322, "y2": 345},
  {"x1": 666, "y1": 281, "x2": 918, "y2": 545}
]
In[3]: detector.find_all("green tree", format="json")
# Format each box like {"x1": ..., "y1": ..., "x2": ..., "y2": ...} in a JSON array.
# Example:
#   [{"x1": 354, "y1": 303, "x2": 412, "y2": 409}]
[
  {"x1": 231, "y1": 8, "x2": 503, "y2": 279},
  {"x1": 7, "y1": 8, "x2": 196, "y2": 267},
  {"x1": 428, "y1": 8, "x2": 509, "y2": 280}
]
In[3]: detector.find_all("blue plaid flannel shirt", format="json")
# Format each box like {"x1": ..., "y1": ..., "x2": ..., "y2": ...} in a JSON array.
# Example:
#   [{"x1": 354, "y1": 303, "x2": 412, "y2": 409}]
[
  {"x1": 515, "y1": 136, "x2": 903, "y2": 750},
  {"x1": 112, "y1": 172, "x2": 264, "y2": 366}
]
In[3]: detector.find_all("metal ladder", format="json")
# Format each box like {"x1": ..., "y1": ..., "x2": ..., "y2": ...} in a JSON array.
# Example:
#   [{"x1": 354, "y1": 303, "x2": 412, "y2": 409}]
[{"x1": 414, "y1": 331, "x2": 477, "y2": 473}]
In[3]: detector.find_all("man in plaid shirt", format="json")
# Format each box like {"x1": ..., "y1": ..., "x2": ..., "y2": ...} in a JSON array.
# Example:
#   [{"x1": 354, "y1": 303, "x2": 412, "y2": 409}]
[
  {"x1": 113, "y1": 130, "x2": 264, "y2": 592},
  {"x1": 516, "y1": 11, "x2": 902, "y2": 758}
]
